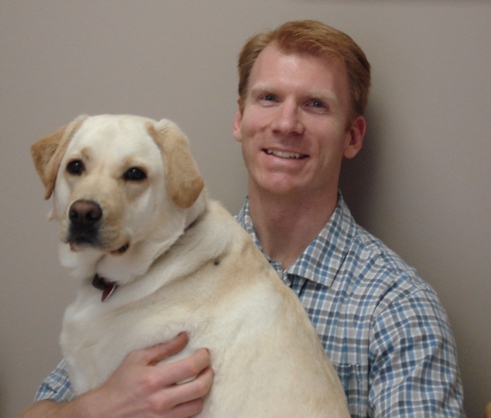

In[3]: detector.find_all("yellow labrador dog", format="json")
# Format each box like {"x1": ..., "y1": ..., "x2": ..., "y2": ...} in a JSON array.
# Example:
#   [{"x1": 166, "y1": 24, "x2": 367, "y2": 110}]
[{"x1": 31, "y1": 114, "x2": 349, "y2": 417}]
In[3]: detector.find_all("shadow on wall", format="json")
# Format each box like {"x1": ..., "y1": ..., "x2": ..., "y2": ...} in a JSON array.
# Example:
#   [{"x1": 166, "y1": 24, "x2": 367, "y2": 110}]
[{"x1": 339, "y1": 106, "x2": 380, "y2": 228}]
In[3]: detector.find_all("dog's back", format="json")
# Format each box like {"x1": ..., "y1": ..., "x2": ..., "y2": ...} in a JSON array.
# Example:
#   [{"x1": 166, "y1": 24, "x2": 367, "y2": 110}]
[{"x1": 62, "y1": 201, "x2": 349, "y2": 417}]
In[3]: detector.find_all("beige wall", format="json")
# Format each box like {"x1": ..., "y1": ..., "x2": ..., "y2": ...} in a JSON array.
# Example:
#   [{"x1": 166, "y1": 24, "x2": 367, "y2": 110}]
[{"x1": 1, "y1": 1, "x2": 490, "y2": 416}]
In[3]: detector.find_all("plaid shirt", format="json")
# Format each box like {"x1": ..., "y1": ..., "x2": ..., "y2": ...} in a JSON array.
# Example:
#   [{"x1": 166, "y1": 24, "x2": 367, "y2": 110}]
[
  {"x1": 236, "y1": 195, "x2": 464, "y2": 417},
  {"x1": 35, "y1": 195, "x2": 464, "y2": 417}
]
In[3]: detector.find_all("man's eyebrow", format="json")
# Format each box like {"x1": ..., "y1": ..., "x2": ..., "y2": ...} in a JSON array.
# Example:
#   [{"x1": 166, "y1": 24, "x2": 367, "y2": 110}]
[
  {"x1": 247, "y1": 84, "x2": 342, "y2": 110},
  {"x1": 307, "y1": 89, "x2": 339, "y2": 105},
  {"x1": 250, "y1": 84, "x2": 338, "y2": 101},
  {"x1": 248, "y1": 84, "x2": 274, "y2": 95}
]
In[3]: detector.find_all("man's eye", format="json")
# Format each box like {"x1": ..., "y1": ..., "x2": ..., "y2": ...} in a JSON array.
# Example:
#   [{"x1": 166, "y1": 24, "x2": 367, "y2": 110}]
[
  {"x1": 308, "y1": 99, "x2": 326, "y2": 108},
  {"x1": 259, "y1": 93, "x2": 278, "y2": 103},
  {"x1": 124, "y1": 167, "x2": 147, "y2": 181},
  {"x1": 305, "y1": 99, "x2": 330, "y2": 114},
  {"x1": 66, "y1": 160, "x2": 85, "y2": 175}
]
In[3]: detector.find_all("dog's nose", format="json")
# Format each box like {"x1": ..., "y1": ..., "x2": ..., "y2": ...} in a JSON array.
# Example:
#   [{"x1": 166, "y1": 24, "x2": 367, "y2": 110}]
[{"x1": 69, "y1": 200, "x2": 102, "y2": 226}]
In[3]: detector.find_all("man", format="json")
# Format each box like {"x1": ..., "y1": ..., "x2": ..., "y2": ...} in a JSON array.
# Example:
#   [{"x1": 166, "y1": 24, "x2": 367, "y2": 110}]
[
  {"x1": 22, "y1": 20, "x2": 464, "y2": 417},
  {"x1": 232, "y1": 20, "x2": 464, "y2": 417}
]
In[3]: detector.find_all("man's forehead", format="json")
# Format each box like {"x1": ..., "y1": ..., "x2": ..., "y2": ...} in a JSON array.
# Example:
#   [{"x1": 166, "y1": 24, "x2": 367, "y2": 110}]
[
  {"x1": 248, "y1": 48, "x2": 346, "y2": 98},
  {"x1": 252, "y1": 44, "x2": 346, "y2": 78},
  {"x1": 263, "y1": 42, "x2": 345, "y2": 68}
]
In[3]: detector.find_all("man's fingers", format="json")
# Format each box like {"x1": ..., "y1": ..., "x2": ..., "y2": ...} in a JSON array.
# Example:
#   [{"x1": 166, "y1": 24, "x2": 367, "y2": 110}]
[
  {"x1": 158, "y1": 348, "x2": 211, "y2": 386},
  {"x1": 162, "y1": 399, "x2": 205, "y2": 418},
  {"x1": 139, "y1": 333, "x2": 190, "y2": 366},
  {"x1": 163, "y1": 366, "x2": 215, "y2": 415},
  {"x1": 127, "y1": 335, "x2": 212, "y2": 387}
]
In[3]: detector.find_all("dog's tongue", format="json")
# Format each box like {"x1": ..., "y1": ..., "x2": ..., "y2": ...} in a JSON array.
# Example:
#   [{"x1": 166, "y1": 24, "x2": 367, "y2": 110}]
[
  {"x1": 92, "y1": 274, "x2": 118, "y2": 302},
  {"x1": 102, "y1": 282, "x2": 118, "y2": 302}
]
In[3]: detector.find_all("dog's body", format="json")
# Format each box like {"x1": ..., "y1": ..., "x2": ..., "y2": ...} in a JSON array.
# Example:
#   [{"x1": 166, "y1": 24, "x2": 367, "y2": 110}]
[{"x1": 31, "y1": 114, "x2": 350, "y2": 417}]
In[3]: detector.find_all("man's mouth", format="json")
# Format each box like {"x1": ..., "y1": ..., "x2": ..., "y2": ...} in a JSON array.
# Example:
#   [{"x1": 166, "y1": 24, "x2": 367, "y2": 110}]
[{"x1": 264, "y1": 149, "x2": 308, "y2": 159}]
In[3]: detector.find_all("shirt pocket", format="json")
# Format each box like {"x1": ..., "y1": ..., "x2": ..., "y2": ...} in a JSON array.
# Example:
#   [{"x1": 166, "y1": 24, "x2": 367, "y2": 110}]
[{"x1": 333, "y1": 362, "x2": 368, "y2": 418}]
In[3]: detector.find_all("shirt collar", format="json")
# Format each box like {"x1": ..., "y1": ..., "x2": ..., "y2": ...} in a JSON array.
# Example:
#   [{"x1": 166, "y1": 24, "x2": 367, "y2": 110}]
[{"x1": 235, "y1": 193, "x2": 357, "y2": 288}]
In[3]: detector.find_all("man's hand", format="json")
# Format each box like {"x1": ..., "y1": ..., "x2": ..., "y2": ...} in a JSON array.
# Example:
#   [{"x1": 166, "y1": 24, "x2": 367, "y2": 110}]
[{"x1": 21, "y1": 333, "x2": 214, "y2": 418}]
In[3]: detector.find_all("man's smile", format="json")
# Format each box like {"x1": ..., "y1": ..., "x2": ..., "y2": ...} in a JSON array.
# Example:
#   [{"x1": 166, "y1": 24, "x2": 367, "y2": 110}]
[{"x1": 264, "y1": 149, "x2": 308, "y2": 159}]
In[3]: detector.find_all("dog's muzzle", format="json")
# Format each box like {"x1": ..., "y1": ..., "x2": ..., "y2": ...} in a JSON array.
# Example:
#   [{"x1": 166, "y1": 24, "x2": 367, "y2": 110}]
[
  {"x1": 67, "y1": 199, "x2": 103, "y2": 247},
  {"x1": 66, "y1": 199, "x2": 130, "y2": 254}
]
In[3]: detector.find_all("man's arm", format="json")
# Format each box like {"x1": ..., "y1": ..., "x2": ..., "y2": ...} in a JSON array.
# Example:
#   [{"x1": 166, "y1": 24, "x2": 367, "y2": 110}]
[
  {"x1": 369, "y1": 289, "x2": 464, "y2": 417},
  {"x1": 20, "y1": 333, "x2": 214, "y2": 418}
]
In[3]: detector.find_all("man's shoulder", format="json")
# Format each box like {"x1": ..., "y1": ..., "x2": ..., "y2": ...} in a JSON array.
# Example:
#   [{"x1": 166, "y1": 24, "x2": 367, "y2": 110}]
[{"x1": 341, "y1": 220, "x2": 438, "y2": 307}]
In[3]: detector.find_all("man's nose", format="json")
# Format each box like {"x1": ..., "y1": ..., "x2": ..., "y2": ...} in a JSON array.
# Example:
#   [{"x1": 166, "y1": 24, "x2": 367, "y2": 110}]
[{"x1": 271, "y1": 101, "x2": 304, "y2": 136}]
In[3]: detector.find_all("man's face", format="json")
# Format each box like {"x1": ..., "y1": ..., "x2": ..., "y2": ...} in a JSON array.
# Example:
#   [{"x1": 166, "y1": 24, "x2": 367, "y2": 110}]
[{"x1": 233, "y1": 44, "x2": 365, "y2": 200}]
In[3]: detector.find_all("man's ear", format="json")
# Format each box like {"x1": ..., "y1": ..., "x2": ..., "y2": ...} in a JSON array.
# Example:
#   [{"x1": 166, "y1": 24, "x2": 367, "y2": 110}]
[
  {"x1": 343, "y1": 115, "x2": 366, "y2": 159},
  {"x1": 31, "y1": 115, "x2": 87, "y2": 199},
  {"x1": 232, "y1": 99, "x2": 243, "y2": 143},
  {"x1": 147, "y1": 119, "x2": 204, "y2": 209}
]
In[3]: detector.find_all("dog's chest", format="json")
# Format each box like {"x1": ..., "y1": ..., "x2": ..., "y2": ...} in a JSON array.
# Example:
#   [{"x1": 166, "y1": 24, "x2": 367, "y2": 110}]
[{"x1": 60, "y1": 292, "x2": 202, "y2": 393}]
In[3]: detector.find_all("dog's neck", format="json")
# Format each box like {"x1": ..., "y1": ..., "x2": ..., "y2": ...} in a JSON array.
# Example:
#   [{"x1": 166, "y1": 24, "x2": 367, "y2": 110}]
[{"x1": 89, "y1": 204, "x2": 206, "y2": 303}]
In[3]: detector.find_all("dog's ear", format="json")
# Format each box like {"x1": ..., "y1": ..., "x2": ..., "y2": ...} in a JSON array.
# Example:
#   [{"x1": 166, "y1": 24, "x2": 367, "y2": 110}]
[
  {"x1": 147, "y1": 120, "x2": 205, "y2": 209},
  {"x1": 31, "y1": 116, "x2": 87, "y2": 199}
]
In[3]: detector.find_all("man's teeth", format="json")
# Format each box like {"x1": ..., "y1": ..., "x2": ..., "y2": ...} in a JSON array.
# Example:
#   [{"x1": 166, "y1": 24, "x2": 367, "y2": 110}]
[{"x1": 266, "y1": 149, "x2": 305, "y2": 159}]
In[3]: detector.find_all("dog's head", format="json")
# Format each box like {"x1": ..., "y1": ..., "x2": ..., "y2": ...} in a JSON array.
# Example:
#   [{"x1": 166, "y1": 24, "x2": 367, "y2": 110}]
[{"x1": 31, "y1": 114, "x2": 206, "y2": 283}]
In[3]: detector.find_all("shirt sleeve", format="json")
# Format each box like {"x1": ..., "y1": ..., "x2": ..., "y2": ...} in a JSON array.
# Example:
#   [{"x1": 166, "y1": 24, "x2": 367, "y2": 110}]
[
  {"x1": 368, "y1": 289, "x2": 465, "y2": 417},
  {"x1": 34, "y1": 360, "x2": 75, "y2": 402}
]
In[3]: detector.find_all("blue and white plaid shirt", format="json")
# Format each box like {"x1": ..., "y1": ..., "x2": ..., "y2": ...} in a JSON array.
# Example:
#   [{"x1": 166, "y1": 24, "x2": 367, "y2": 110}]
[{"x1": 35, "y1": 194, "x2": 464, "y2": 417}]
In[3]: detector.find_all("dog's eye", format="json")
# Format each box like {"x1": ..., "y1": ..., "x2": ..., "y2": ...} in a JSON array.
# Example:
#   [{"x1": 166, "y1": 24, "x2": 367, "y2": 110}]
[
  {"x1": 124, "y1": 167, "x2": 147, "y2": 181},
  {"x1": 66, "y1": 160, "x2": 85, "y2": 175}
]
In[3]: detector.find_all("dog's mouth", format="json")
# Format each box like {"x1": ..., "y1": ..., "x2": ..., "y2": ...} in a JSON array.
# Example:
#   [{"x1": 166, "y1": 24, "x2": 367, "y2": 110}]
[
  {"x1": 112, "y1": 242, "x2": 130, "y2": 255},
  {"x1": 67, "y1": 235, "x2": 130, "y2": 255},
  {"x1": 67, "y1": 235, "x2": 98, "y2": 251}
]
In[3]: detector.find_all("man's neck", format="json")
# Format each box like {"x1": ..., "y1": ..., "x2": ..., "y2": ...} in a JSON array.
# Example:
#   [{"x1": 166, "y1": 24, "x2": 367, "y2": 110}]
[{"x1": 248, "y1": 189, "x2": 338, "y2": 271}]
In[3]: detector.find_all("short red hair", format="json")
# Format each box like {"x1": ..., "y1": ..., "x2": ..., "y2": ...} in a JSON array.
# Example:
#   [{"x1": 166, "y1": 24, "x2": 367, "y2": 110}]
[{"x1": 237, "y1": 20, "x2": 371, "y2": 121}]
